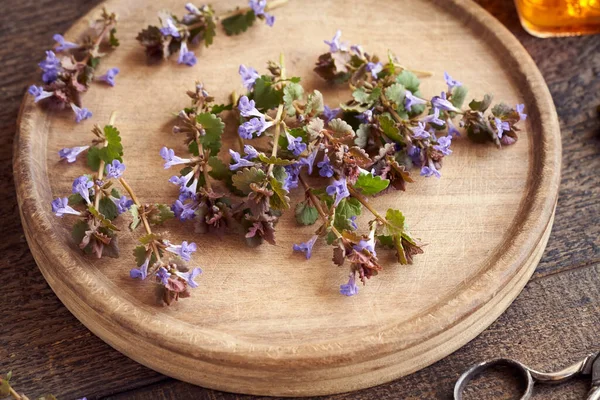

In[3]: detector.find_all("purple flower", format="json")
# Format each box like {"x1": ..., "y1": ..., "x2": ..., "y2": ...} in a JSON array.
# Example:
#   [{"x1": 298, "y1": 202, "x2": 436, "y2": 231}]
[
  {"x1": 324, "y1": 30, "x2": 347, "y2": 53},
  {"x1": 169, "y1": 170, "x2": 197, "y2": 196},
  {"x1": 238, "y1": 96, "x2": 262, "y2": 118},
  {"x1": 28, "y1": 85, "x2": 54, "y2": 103},
  {"x1": 238, "y1": 115, "x2": 273, "y2": 139},
  {"x1": 229, "y1": 149, "x2": 256, "y2": 171},
  {"x1": 405, "y1": 90, "x2": 427, "y2": 112},
  {"x1": 322, "y1": 105, "x2": 340, "y2": 122},
  {"x1": 356, "y1": 109, "x2": 373, "y2": 124},
  {"x1": 407, "y1": 144, "x2": 422, "y2": 165},
  {"x1": 326, "y1": 177, "x2": 350, "y2": 207},
  {"x1": 53, "y1": 34, "x2": 78, "y2": 52},
  {"x1": 105, "y1": 159, "x2": 126, "y2": 179},
  {"x1": 494, "y1": 117, "x2": 510, "y2": 138},
  {"x1": 58, "y1": 145, "x2": 89, "y2": 163},
  {"x1": 420, "y1": 107, "x2": 445, "y2": 127},
  {"x1": 239, "y1": 64, "x2": 260, "y2": 90},
  {"x1": 433, "y1": 135, "x2": 452, "y2": 156},
  {"x1": 51, "y1": 197, "x2": 81, "y2": 217},
  {"x1": 72, "y1": 175, "x2": 93, "y2": 204},
  {"x1": 447, "y1": 118, "x2": 460, "y2": 137},
  {"x1": 156, "y1": 267, "x2": 171, "y2": 285},
  {"x1": 283, "y1": 163, "x2": 301, "y2": 191},
  {"x1": 96, "y1": 67, "x2": 120, "y2": 86},
  {"x1": 70, "y1": 104, "x2": 92, "y2": 123},
  {"x1": 292, "y1": 235, "x2": 319, "y2": 259},
  {"x1": 249, "y1": 0, "x2": 275, "y2": 26},
  {"x1": 300, "y1": 148, "x2": 318, "y2": 174},
  {"x1": 172, "y1": 198, "x2": 198, "y2": 221},
  {"x1": 411, "y1": 122, "x2": 430, "y2": 139},
  {"x1": 176, "y1": 267, "x2": 202, "y2": 288},
  {"x1": 350, "y1": 44, "x2": 364, "y2": 56},
  {"x1": 421, "y1": 162, "x2": 441, "y2": 178},
  {"x1": 160, "y1": 147, "x2": 191, "y2": 169},
  {"x1": 243, "y1": 144, "x2": 259, "y2": 160},
  {"x1": 366, "y1": 62, "x2": 383, "y2": 79},
  {"x1": 444, "y1": 72, "x2": 462, "y2": 93},
  {"x1": 38, "y1": 50, "x2": 61, "y2": 83},
  {"x1": 354, "y1": 237, "x2": 376, "y2": 256},
  {"x1": 286, "y1": 131, "x2": 306, "y2": 156},
  {"x1": 113, "y1": 195, "x2": 133, "y2": 214},
  {"x1": 130, "y1": 258, "x2": 149, "y2": 280},
  {"x1": 185, "y1": 3, "x2": 201, "y2": 14},
  {"x1": 317, "y1": 154, "x2": 334, "y2": 177},
  {"x1": 340, "y1": 274, "x2": 359, "y2": 296},
  {"x1": 160, "y1": 17, "x2": 180, "y2": 37},
  {"x1": 431, "y1": 92, "x2": 460, "y2": 113},
  {"x1": 177, "y1": 42, "x2": 197, "y2": 66},
  {"x1": 349, "y1": 215, "x2": 358, "y2": 230},
  {"x1": 516, "y1": 104, "x2": 527, "y2": 121},
  {"x1": 166, "y1": 241, "x2": 197, "y2": 262}
]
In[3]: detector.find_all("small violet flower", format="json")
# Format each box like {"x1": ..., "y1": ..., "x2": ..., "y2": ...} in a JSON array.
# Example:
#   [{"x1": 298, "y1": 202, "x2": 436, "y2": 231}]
[
  {"x1": 177, "y1": 43, "x2": 197, "y2": 66},
  {"x1": 420, "y1": 107, "x2": 445, "y2": 127},
  {"x1": 238, "y1": 96, "x2": 262, "y2": 118},
  {"x1": 105, "y1": 159, "x2": 126, "y2": 179},
  {"x1": 172, "y1": 198, "x2": 198, "y2": 221},
  {"x1": 70, "y1": 104, "x2": 92, "y2": 123},
  {"x1": 72, "y1": 175, "x2": 94, "y2": 204},
  {"x1": 300, "y1": 148, "x2": 318, "y2": 175},
  {"x1": 166, "y1": 241, "x2": 197, "y2": 262},
  {"x1": 292, "y1": 235, "x2": 319, "y2": 260},
  {"x1": 229, "y1": 149, "x2": 256, "y2": 171},
  {"x1": 405, "y1": 90, "x2": 427, "y2": 112},
  {"x1": 431, "y1": 92, "x2": 460, "y2": 113},
  {"x1": 160, "y1": 147, "x2": 191, "y2": 169},
  {"x1": 176, "y1": 267, "x2": 202, "y2": 288},
  {"x1": 169, "y1": 170, "x2": 197, "y2": 197},
  {"x1": 51, "y1": 197, "x2": 81, "y2": 217},
  {"x1": 326, "y1": 177, "x2": 350, "y2": 207},
  {"x1": 156, "y1": 266, "x2": 171, "y2": 285},
  {"x1": 366, "y1": 62, "x2": 383, "y2": 79},
  {"x1": 444, "y1": 71, "x2": 462, "y2": 93},
  {"x1": 324, "y1": 30, "x2": 347, "y2": 53},
  {"x1": 356, "y1": 109, "x2": 373, "y2": 124},
  {"x1": 354, "y1": 237, "x2": 377, "y2": 256},
  {"x1": 243, "y1": 144, "x2": 259, "y2": 160},
  {"x1": 249, "y1": 0, "x2": 275, "y2": 26},
  {"x1": 317, "y1": 154, "x2": 334, "y2": 178},
  {"x1": 160, "y1": 17, "x2": 180, "y2": 37},
  {"x1": 113, "y1": 195, "x2": 133, "y2": 214},
  {"x1": 28, "y1": 85, "x2": 53, "y2": 103},
  {"x1": 239, "y1": 64, "x2": 260, "y2": 90},
  {"x1": 39, "y1": 50, "x2": 61, "y2": 84},
  {"x1": 447, "y1": 118, "x2": 461, "y2": 137},
  {"x1": 238, "y1": 115, "x2": 273, "y2": 139},
  {"x1": 286, "y1": 131, "x2": 307, "y2": 156},
  {"x1": 283, "y1": 163, "x2": 301, "y2": 191},
  {"x1": 494, "y1": 117, "x2": 510, "y2": 139},
  {"x1": 96, "y1": 67, "x2": 120, "y2": 86},
  {"x1": 322, "y1": 105, "x2": 340, "y2": 122},
  {"x1": 340, "y1": 274, "x2": 359, "y2": 296},
  {"x1": 433, "y1": 135, "x2": 452, "y2": 156},
  {"x1": 421, "y1": 162, "x2": 441, "y2": 178},
  {"x1": 516, "y1": 104, "x2": 527, "y2": 121},
  {"x1": 53, "y1": 34, "x2": 78, "y2": 52},
  {"x1": 130, "y1": 258, "x2": 149, "y2": 280},
  {"x1": 411, "y1": 122, "x2": 430, "y2": 139},
  {"x1": 58, "y1": 145, "x2": 89, "y2": 163}
]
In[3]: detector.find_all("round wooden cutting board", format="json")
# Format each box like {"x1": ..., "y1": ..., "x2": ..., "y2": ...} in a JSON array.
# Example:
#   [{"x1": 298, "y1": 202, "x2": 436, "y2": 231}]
[{"x1": 14, "y1": 0, "x2": 561, "y2": 396}]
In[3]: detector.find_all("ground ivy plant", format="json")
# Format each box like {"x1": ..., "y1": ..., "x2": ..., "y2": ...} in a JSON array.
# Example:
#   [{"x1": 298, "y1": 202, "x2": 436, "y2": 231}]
[
  {"x1": 51, "y1": 113, "x2": 203, "y2": 306},
  {"x1": 28, "y1": 8, "x2": 120, "y2": 123}
]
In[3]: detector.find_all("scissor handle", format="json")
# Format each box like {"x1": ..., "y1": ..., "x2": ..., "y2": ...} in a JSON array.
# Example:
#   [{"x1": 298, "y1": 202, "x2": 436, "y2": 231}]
[{"x1": 454, "y1": 358, "x2": 534, "y2": 400}]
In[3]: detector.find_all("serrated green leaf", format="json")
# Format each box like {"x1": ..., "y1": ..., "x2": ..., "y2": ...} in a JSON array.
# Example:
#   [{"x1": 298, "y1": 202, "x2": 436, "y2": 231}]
[
  {"x1": 385, "y1": 83, "x2": 406, "y2": 106},
  {"x1": 306, "y1": 117, "x2": 324, "y2": 140},
  {"x1": 221, "y1": 10, "x2": 256, "y2": 35},
  {"x1": 305, "y1": 90, "x2": 324, "y2": 116},
  {"x1": 208, "y1": 156, "x2": 229, "y2": 180},
  {"x1": 384, "y1": 209, "x2": 406, "y2": 236},
  {"x1": 71, "y1": 220, "x2": 88, "y2": 247},
  {"x1": 231, "y1": 167, "x2": 266, "y2": 195},
  {"x1": 272, "y1": 165, "x2": 287, "y2": 184},
  {"x1": 451, "y1": 85, "x2": 468, "y2": 109},
  {"x1": 332, "y1": 198, "x2": 361, "y2": 234},
  {"x1": 378, "y1": 115, "x2": 403, "y2": 143},
  {"x1": 283, "y1": 82, "x2": 304, "y2": 116},
  {"x1": 148, "y1": 204, "x2": 174, "y2": 225},
  {"x1": 88, "y1": 205, "x2": 119, "y2": 230},
  {"x1": 269, "y1": 177, "x2": 290, "y2": 211},
  {"x1": 328, "y1": 118, "x2": 355, "y2": 138},
  {"x1": 469, "y1": 94, "x2": 493, "y2": 112},
  {"x1": 100, "y1": 125, "x2": 124, "y2": 164},
  {"x1": 110, "y1": 188, "x2": 121, "y2": 198},
  {"x1": 68, "y1": 193, "x2": 84, "y2": 205},
  {"x1": 396, "y1": 70, "x2": 420, "y2": 93},
  {"x1": 355, "y1": 123, "x2": 370, "y2": 148},
  {"x1": 210, "y1": 103, "x2": 233, "y2": 114},
  {"x1": 352, "y1": 87, "x2": 370, "y2": 104},
  {"x1": 203, "y1": 11, "x2": 217, "y2": 46},
  {"x1": 491, "y1": 102, "x2": 513, "y2": 118},
  {"x1": 258, "y1": 154, "x2": 296, "y2": 165},
  {"x1": 295, "y1": 201, "x2": 318, "y2": 226},
  {"x1": 133, "y1": 245, "x2": 148, "y2": 267},
  {"x1": 252, "y1": 75, "x2": 283, "y2": 110},
  {"x1": 129, "y1": 204, "x2": 141, "y2": 230},
  {"x1": 354, "y1": 173, "x2": 390, "y2": 196},
  {"x1": 109, "y1": 27, "x2": 119, "y2": 47},
  {"x1": 196, "y1": 113, "x2": 225, "y2": 155},
  {"x1": 86, "y1": 146, "x2": 101, "y2": 170},
  {"x1": 139, "y1": 233, "x2": 162, "y2": 245},
  {"x1": 99, "y1": 196, "x2": 118, "y2": 220},
  {"x1": 188, "y1": 141, "x2": 200, "y2": 156}
]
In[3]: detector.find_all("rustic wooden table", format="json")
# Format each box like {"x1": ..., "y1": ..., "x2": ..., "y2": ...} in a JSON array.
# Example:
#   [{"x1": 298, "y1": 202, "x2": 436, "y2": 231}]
[{"x1": 1, "y1": 0, "x2": 598, "y2": 399}]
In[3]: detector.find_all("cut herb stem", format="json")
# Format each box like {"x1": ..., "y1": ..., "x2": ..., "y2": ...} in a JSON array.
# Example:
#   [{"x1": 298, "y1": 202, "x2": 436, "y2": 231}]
[
  {"x1": 267, "y1": 53, "x2": 286, "y2": 178},
  {"x1": 348, "y1": 186, "x2": 387, "y2": 225},
  {"x1": 93, "y1": 111, "x2": 117, "y2": 209}
]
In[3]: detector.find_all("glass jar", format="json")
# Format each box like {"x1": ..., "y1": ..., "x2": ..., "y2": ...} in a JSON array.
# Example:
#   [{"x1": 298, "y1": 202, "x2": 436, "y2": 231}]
[{"x1": 515, "y1": 0, "x2": 600, "y2": 37}]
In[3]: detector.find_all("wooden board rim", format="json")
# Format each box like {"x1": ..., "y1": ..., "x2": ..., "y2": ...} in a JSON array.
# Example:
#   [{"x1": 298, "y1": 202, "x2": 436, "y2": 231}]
[{"x1": 13, "y1": 0, "x2": 562, "y2": 395}]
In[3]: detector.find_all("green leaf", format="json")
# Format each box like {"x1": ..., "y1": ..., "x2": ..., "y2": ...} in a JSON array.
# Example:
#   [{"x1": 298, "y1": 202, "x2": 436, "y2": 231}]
[
  {"x1": 492, "y1": 102, "x2": 513, "y2": 118},
  {"x1": 354, "y1": 173, "x2": 390, "y2": 195},
  {"x1": 305, "y1": 90, "x2": 324, "y2": 115},
  {"x1": 378, "y1": 115, "x2": 403, "y2": 143},
  {"x1": 86, "y1": 146, "x2": 101, "y2": 170},
  {"x1": 269, "y1": 177, "x2": 290, "y2": 211},
  {"x1": 208, "y1": 156, "x2": 230, "y2": 180},
  {"x1": 385, "y1": 83, "x2": 406, "y2": 106},
  {"x1": 133, "y1": 245, "x2": 149, "y2": 267},
  {"x1": 232, "y1": 167, "x2": 266, "y2": 194},
  {"x1": 109, "y1": 27, "x2": 119, "y2": 47},
  {"x1": 355, "y1": 123, "x2": 370, "y2": 148},
  {"x1": 384, "y1": 209, "x2": 406, "y2": 236},
  {"x1": 0, "y1": 377, "x2": 11, "y2": 397},
  {"x1": 188, "y1": 141, "x2": 200, "y2": 156},
  {"x1": 328, "y1": 118, "x2": 355, "y2": 138},
  {"x1": 295, "y1": 201, "x2": 319, "y2": 226},
  {"x1": 221, "y1": 10, "x2": 256, "y2": 35},
  {"x1": 129, "y1": 204, "x2": 141, "y2": 230},
  {"x1": 283, "y1": 82, "x2": 304, "y2": 116},
  {"x1": 88, "y1": 205, "x2": 119, "y2": 230},
  {"x1": 258, "y1": 154, "x2": 296, "y2": 166},
  {"x1": 71, "y1": 220, "x2": 88, "y2": 247},
  {"x1": 210, "y1": 103, "x2": 233, "y2": 114},
  {"x1": 352, "y1": 87, "x2": 370, "y2": 104},
  {"x1": 396, "y1": 70, "x2": 420, "y2": 93},
  {"x1": 99, "y1": 196, "x2": 118, "y2": 220},
  {"x1": 306, "y1": 117, "x2": 324, "y2": 140},
  {"x1": 252, "y1": 76, "x2": 284, "y2": 110},
  {"x1": 331, "y1": 198, "x2": 362, "y2": 236},
  {"x1": 100, "y1": 125, "x2": 124, "y2": 164},
  {"x1": 469, "y1": 94, "x2": 493, "y2": 112},
  {"x1": 196, "y1": 113, "x2": 225, "y2": 155},
  {"x1": 110, "y1": 188, "x2": 121, "y2": 198},
  {"x1": 203, "y1": 11, "x2": 217, "y2": 46},
  {"x1": 451, "y1": 85, "x2": 468, "y2": 109},
  {"x1": 148, "y1": 204, "x2": 174, "y2": 225},
  {"x1": 68, "y1": 193, "x2": 84, "y2": 206},
  {"x1": 139, "y1": 233, "x2": 162, "y2": 245}
]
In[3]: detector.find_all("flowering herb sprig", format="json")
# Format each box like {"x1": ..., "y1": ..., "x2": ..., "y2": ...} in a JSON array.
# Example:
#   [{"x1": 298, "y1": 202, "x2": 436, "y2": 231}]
[
  {"x1": 27, "y1": 8, "x2": 120, "y2": 123},
  {"x1": 52, "y1": 113, "x2": 203, "y2": 305},
  {"x1": 136, "y1": 0, "x2": 287, "y2": 65}
]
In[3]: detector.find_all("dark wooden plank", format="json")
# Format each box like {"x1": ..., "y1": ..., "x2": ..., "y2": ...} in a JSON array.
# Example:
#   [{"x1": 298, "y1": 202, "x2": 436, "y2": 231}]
[{"x1": 0, "y1": 0, "x2": 598, "y2": 399}]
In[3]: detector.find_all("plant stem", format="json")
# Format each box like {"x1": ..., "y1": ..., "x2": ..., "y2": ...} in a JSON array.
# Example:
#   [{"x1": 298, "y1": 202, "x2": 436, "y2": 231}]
[
  {"x1": 81, "y1": 21, "x2": 114, "y2": 65},
  {"x1": 8, "y1": 386, "x2": 22, "y2": 400},
  {"x1": 267, "y1": 53, "x2": 286, "y2": 177},
  {"x1": 198, "y1": 142, "x2": 212, "y2": 192},
  {"x1": 394, "y1": 63, "x2": 433, "y2": 78},
  {"x1": 348, "y1": 186, "x2": 387, "y2": 225},
  {"x1": 94, "y1": 111, "x2": 117, "y2": 209},
  {"x1": 299, "y1": 175, "x2": 342, "y2": 239},
  {"x1": 118, "y1": 177, "x2": 162, "y2": 263}
]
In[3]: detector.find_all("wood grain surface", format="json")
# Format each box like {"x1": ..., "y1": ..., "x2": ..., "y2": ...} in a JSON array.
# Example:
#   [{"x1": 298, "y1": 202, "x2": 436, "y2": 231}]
[{"x1": 1, "y1": 1, "x2": 598, "y2": 400}]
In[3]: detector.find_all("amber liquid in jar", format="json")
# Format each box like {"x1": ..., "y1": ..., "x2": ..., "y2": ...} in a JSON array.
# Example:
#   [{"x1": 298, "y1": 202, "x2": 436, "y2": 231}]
[{"x1": 515, "y1": 0, "x2": 600, "y2": 37}]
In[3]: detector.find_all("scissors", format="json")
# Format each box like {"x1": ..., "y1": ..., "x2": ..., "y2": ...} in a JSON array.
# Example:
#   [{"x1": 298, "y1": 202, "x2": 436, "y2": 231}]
[{"x1": 454, "y1": 352, "x2": 600, "y2": 399}]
